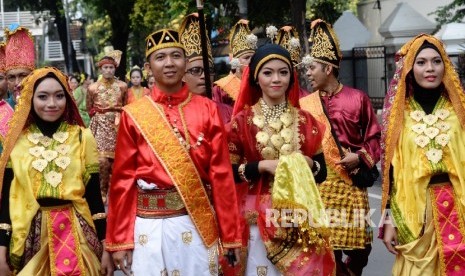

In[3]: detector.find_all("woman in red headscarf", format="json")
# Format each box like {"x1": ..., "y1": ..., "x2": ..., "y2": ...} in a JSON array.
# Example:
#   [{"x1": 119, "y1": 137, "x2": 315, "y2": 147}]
[
  {"x1": 227, "y1": 44, "x2": 335, "y2": 276},
  {"x1": 0, "y1": 67, "x2": 113, "y2": 275}
]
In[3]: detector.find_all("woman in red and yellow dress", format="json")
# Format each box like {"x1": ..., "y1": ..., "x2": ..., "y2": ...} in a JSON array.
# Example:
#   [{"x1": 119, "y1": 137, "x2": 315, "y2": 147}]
[
  {"x1": 381, "y1": 34, "x2": 465, "y2": 275},
  {"x1": 127, "y1": 67, "x2": 151, "y2": 104},
  {"x1": 0, "y1": 67, "x2": 112, "y2": 275},
  {"x1": 228, "y1": 44, "x2": 335, "y2": 276}
]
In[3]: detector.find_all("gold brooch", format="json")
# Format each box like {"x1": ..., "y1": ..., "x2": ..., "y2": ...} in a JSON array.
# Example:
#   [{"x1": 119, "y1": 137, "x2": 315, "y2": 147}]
[
  {"x1": 257, "y1": 266, "x2": 268, "y2": 276},
  {"x1": 182, "y1": 231, "x2": 193, "y2": 245},
  {"x1": 138, "y1": 234, "x2": 148, "y2": 246}
]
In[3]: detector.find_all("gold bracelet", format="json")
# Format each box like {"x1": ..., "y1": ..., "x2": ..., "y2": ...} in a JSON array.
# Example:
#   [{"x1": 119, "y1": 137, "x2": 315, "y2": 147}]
[
  {"x1": 238, "y1": 163, "x2": 251, "y2": 183},
  {"x1": 92, "y1": 213, "x2": 107, "y2": 220}
]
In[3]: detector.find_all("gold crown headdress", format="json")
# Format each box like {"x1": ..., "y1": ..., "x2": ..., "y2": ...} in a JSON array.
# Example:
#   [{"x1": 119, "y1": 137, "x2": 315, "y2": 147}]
[
  {"x1": 145, "y1": 29, "x2": 185, "y2": 59},
  {"x1": 308, "y1": 19, "x2": 342, "y2": 68},
  {"x1": 106, "y1": 50, "x2": 122, "y2": 67},
  {"x1": 229, "y1": 19, "x2": 257, "y2": 58},
  {"x1": 97, "y1": 49, "x2": 122, "y2": 68},
  {"x1": 178, "y1": 13, "x2": 213, "y2": 68}
]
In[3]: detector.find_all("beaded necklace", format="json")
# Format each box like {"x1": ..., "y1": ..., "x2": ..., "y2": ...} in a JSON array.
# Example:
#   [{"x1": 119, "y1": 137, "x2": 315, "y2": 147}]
[
  {"x1": 259, "y1": 99, "x2": 288, "y2": 124},
  {"x1": 158, "y1": 93, "x2": 204, "y2": 151}
]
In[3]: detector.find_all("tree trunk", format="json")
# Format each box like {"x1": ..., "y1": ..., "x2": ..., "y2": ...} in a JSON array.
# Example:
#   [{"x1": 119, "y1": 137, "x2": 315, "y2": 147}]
[
  {"x1": 109, "y1": 16, "x2": 130, "y2": 81},
  {"x1": 289, "y1": 0, "x2": 310, "y2": 90},
  {"x1": 104, "y1": 0, "x2": 135, "y2": 81},
  {"x1": 53, "y1": 1, "x2": 80, "y2": 74}
]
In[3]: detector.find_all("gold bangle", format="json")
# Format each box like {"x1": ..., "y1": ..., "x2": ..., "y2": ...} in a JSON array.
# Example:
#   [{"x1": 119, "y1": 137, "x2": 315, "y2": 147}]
[{"x1": 92, "y1": 213, "x2": 107, "y2": 220}]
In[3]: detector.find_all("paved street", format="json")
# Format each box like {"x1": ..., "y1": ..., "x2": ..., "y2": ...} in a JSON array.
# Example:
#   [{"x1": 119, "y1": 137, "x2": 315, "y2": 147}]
[
  {"x1": 364, "y1": 180, "x2": 395, "y2": 275},
  {"x1": 116, "y1": 179, "x2": 395, "y2": 276}
]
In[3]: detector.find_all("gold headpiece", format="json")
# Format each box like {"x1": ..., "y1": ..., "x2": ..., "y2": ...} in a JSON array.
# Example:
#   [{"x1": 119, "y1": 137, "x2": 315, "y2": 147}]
[
  {"x1": 309, "y1": 19, "x2": 342, "y2": 68},
  {"x1": 275, "y1": 26, "x2": 301, "y2": 65},
  {"x1": 229, "y1": 19, "x2": 257, "y2": 58},
  {"x1": 106, "y1": 50, "x2": 122, "y2": 67},
  {"x1": 179, "y1": 13, "x2": 213, "y2": 67},
  {"x1": 145, "y1": 29, "x2": 185, "y2": 59}
]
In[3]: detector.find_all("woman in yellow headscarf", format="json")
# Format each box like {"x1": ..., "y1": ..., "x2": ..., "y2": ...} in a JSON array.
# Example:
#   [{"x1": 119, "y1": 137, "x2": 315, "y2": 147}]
[
  {"x1": 0, "y1": 67, "x2": 113, "y2": 275},
  {"x1": 381, "y1": 34, "x2": 465, "y2": 275}
]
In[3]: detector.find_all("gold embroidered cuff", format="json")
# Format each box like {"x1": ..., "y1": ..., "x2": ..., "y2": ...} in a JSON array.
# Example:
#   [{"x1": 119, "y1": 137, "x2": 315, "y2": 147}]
[
  {"x1": 0, "y1": 223, "x2": 12, "y2": 233},
  {"x1": 105, "y1": 242, "x2": 135, "y2": 252},
  {"x1": 92, "y1": 213, "x2": 107, "y2": 220},
  {"x1": 222, "y1": 241, "x2": 243, "y2": 248}
]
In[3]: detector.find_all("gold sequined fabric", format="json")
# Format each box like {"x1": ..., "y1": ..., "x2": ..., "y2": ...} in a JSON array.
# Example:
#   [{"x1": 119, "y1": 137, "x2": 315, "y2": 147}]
[{"x1": 318, "y1": 170, "x2": 372, "y2": 249}]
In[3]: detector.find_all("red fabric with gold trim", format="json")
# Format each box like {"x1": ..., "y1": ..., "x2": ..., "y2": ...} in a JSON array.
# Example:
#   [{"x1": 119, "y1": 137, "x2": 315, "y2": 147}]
[{"x1": 430, "y1": 184, "x2": 465, "y2": 275}]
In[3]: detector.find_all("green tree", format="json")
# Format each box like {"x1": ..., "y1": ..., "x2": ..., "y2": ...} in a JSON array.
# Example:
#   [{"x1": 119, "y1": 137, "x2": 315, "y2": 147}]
[
  {"x1": 307, "y1": 0, "x2": 359, "y2": 24},
  {"x1": 431, "y1": 0, "x2": 465, "y2": 24},
  {"x1": 80, "y1": 0, "x2": 137, "y2": 79}
]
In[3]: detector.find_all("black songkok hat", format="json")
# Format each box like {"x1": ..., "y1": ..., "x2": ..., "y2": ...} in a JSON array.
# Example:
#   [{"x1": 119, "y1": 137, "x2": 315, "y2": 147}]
[
  {"x1": 145, "y1": 29, "x2": 185, "y2": 58},
  {"x1": 309, "y1": 19, "x2": 342, "y2": 68}
]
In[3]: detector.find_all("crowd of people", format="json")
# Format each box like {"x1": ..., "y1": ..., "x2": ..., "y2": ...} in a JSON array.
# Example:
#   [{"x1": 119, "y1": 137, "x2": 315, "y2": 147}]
[{"x1": 0, "y1": 10, "x2": 463, "y2": 276}]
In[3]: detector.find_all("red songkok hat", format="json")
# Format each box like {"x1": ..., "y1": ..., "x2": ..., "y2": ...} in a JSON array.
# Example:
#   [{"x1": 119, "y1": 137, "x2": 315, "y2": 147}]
[{"x1": 4, "y1": 25, "x2": 35, "y2": 72}]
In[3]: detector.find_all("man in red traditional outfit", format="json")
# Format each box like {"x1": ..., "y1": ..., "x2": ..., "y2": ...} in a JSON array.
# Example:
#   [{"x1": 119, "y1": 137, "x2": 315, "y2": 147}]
[
  {"x1": 87, "y1": 51, "x2": 127, "y2": 203},
  {"x1": 4, "y1": 24, "x2": 35, "y2": 107},
  {"x1": 0, "y1": 25, "x2": 36, "y2": 153},
  {"x1": 300, "y1": 19, "x2": 381, "y2": 276},
  {"x1": 212, "y1": 19, "x2": 257, "y2": 109},
  {"x1": 106, "y1": 28, "x2": 241, "y2": 275},
  {"x1": 179, "y1": 13, "x2": 233, "y2": 125}
]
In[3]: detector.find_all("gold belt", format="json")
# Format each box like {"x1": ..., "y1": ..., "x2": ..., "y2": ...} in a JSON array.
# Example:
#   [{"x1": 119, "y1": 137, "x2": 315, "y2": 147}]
[{"x1": 136, "y1": 187, "x2": 187, "y2": 218}]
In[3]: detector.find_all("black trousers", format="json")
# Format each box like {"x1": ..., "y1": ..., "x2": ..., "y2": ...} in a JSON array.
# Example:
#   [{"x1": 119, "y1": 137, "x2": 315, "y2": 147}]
[{"x1": 334, "y1": 244, "x2": 372, "y2": 276}]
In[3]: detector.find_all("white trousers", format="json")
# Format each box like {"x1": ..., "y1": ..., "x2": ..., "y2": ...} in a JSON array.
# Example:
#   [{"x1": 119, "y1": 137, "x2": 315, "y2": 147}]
[
  {"x1": 245, "y1": 225, "x2": 282, "y2": 276},
  {"x1": 132, "y1": 215, "x2": 218, "y2": 275}
]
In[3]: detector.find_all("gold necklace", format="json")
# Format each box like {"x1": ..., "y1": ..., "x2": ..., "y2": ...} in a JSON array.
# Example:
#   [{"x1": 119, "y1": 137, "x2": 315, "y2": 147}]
[
  {"x1": 164, "y1": 93, "x2": 204, "y2": 151},
  {"x1": 259, "y1": 98, "x2": 288, "y2": 124}
]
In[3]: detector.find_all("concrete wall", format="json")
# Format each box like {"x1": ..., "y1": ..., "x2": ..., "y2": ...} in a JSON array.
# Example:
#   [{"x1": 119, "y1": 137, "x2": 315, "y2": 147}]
[{"x1": 357, "y1": 0, "x2": 450, "y2": 44}]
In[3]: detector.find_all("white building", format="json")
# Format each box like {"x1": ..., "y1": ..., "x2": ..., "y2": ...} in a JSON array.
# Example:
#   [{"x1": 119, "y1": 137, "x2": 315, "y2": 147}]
[{"x1": 0, "y1": 10, "x2": 92, "y2": 75}]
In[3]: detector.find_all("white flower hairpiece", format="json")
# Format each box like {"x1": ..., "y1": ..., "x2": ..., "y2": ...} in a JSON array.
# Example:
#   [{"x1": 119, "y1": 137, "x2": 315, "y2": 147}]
[
  {"x1": 294, "y1": 54, "x2": 313, "y2": 67},
  {"x1": 246, "y1": 34, "x2": 258, "y2": 49},
  {"x1": 230, "y1": 58, "x2": 241, "y2": 70},
  {"x1": 289, "y1": 37, "x2": 300, "y2": 49},
  {"x1": 266, "y1": 25, "x2": 278, "y2": 40}
]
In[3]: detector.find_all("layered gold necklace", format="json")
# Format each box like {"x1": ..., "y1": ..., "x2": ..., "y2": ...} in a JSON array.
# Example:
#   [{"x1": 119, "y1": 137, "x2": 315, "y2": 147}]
[{"x1": 253, "y1": 98, "x2": 298, "y2": 160}]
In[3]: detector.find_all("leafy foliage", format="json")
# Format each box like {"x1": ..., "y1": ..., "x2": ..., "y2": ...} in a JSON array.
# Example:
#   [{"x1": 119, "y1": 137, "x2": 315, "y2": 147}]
[
  {"x1": 430, "y1": 0, "x2": 465, "y2": 24},
  {"x1": 307, "y1": 0, "x2": 359, "y2": 24}
]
